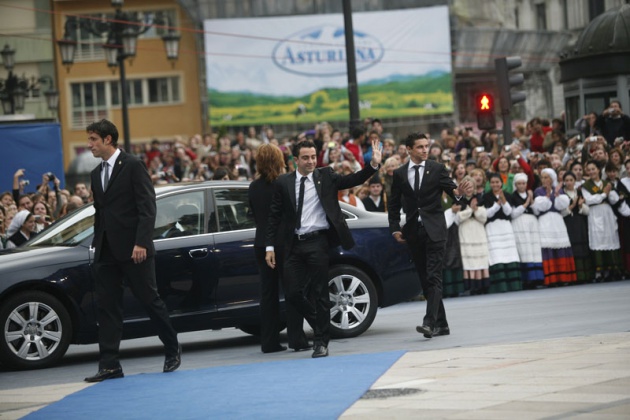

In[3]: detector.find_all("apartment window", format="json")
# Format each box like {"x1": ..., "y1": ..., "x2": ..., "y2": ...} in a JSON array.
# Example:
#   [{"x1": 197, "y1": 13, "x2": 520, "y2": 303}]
[
  {"x1": 71, "y1": 76, "x2": 180, "y2": 128},
  {"x1": 71, "y1": 82, "x2": 108, "y2": 129},
  {"x1": 588, "y1": 0, "x2": 605, "y2": 21},
  {"x1": 69, "y1": 9, "x2": 176, "y2": 62},
  {"x1": 561, "y1": 0, "x2": 568, "y2": 29},
  {"x1": 148, "y1": 77, "x2": 180, "y2": 104},
  {"x1": 111, "y1": 80, "x2": 143, "y2": 106},
  {"x1": 535, "y1": 3, "x2": 547, "y2": 30}
]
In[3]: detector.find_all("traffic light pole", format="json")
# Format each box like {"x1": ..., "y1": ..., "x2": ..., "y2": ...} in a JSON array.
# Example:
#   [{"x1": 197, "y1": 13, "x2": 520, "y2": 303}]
[{"x1": 501, "y1": 110, "x2": 512, "y2": 146}]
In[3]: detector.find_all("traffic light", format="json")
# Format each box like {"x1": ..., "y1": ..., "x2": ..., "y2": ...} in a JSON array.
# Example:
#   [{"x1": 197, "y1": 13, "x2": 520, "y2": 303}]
[
  {"x1": 475, "y1": 92, "x2": 496, "y2": 130},
  {"x1": 495, "y1": 56, "x2": 526, "y2": 113}
]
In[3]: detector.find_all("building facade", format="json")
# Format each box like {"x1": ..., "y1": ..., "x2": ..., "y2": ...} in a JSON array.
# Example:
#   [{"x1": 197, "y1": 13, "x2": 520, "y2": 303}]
[
  {"x1": 52, "y1": 0, "x2": 204, "y2": 170},
  {"x1": 0, "y1": 0, "x2": 56, "y2": 121}
]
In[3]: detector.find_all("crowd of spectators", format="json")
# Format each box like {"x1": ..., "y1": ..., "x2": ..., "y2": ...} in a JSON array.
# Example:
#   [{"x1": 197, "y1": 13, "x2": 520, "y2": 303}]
[{"x1": 3, "y1": 100, "x2": 630, "y2": 297}]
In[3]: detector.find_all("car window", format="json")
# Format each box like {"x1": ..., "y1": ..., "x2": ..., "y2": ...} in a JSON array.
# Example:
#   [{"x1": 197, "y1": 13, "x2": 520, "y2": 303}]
[
  {"x1": 154, "y1": 191, "x2": 205, "y2": 239},
  {"x1": 28, "y1": 205, "x2": 95, "y2": 247},
  {"x1": 211, "y1": 188, "x2": 255, "y2": 233}
]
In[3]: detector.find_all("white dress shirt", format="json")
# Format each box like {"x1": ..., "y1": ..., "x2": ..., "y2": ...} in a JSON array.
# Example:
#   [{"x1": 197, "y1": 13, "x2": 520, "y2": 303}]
[
  {"x1": 407, "y1": 161, "x2": 424, "y2": 223},
  {"x1": 102, "y1": 148, "x2": 121, "y2": 190},
  {"x1": 295, "y1": 172, "x2": 329, "y2": 235}
]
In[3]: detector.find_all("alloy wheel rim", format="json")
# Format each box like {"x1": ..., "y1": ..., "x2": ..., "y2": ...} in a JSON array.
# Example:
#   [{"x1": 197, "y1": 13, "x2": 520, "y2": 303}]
[
  {"x1": 329, "y1": 274, "x2": 371, "y2": 330},
  {"x1": 5, "y1": 302, "x2": 63, "y2": 361}
]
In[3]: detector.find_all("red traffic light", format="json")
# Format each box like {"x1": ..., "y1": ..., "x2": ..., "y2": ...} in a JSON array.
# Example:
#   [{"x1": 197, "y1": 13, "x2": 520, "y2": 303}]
[{"x1": 476, "y1": 93, "x2": 494, "y2": 112}]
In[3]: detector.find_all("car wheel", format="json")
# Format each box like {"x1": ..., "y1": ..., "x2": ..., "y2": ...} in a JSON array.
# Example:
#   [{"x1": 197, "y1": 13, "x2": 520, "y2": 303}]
[
  {"x1": 328, "y1": 265, "x2": 378, "y2": 338},
  {"x1": 0, "y1": 291, "x2": 73, "y2": 370}
]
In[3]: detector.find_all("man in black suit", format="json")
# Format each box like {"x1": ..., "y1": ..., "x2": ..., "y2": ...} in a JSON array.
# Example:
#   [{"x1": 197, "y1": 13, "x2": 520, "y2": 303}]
[
  {"x1": 265, "y1": 138, "x2": 382, "y2": 358},
  {"x1": 388, "y1": 133, "x2": 472, "y2": 338},
  {"x1": 85, "y1": 119, "x2": 181, "y2": 382}
]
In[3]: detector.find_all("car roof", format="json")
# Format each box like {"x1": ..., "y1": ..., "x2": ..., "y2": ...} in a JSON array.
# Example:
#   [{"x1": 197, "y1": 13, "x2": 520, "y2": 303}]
[{"x1": 154, "y1": 180, "x2": 251, "y2": 196}]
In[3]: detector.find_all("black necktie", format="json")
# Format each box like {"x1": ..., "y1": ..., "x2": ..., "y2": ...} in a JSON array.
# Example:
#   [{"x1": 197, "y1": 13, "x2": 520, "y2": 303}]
[
  {"x1": 102, "y1": 161, "x2": 110, "y2": 191},
  {"x1": 296, "y1": 176, "x2": 307, "y2": 229},
  {"x1": 413, "y1": 164, "x2": 421, "y2": 193}
]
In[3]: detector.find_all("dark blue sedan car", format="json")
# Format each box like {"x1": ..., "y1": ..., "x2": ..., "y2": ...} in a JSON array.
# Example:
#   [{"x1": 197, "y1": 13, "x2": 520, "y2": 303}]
[{"x1": 0, "y1": 181, "x2": 419, "y2": 369}]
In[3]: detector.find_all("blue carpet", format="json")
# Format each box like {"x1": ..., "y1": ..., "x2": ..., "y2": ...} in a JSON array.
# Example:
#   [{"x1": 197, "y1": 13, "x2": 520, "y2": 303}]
[{"x1": 26, "y1": 351, "x2": 405, "y2": 420}]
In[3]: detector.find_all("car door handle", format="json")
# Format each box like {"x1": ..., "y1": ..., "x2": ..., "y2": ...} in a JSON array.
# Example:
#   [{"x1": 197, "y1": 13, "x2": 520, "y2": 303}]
[{"x1": 189, "y1": 248, "x2": 209, "y2": 258}]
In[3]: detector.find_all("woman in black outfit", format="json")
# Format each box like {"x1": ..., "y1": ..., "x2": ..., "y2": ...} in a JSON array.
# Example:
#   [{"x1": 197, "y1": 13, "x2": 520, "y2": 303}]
[{"x1": 248, "y1": 144, "x2": 310, "y2": 353}]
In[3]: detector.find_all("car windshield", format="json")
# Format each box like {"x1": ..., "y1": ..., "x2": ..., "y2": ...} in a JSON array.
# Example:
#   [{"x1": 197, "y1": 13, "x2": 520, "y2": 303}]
[{"x1": 27, "y1": 205, "x2": 95, "y2": 247}]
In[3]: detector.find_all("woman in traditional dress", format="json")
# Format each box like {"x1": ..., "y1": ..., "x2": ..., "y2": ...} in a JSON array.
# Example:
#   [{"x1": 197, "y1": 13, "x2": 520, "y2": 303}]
[
  {"x1": 483, "y1": 173, "x2": 521, "y2": 292},
  {"x1": 456, "y1": 173, "x2": 490, "y2": 295},
  {"x1": 510, "y1": 173, "x2": 544, "y2": 288},
  {"x1": 532, "y1": 168, "x2": 577, "y2": 285},
  {"x1": 559, "y1": 171, "x2": 593, "y2": 283},
  {"x1": 441, "y1": 193, "x2": 464, "y2": 297},
  {"x1": 581, "y1": 160, "x2": 624, "y2": 281}
]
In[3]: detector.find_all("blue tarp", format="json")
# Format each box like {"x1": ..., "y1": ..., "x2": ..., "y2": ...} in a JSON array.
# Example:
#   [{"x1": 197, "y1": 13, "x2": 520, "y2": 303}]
[{"x1": 0, "y1": 123, "x2": 65, "y2": 193}]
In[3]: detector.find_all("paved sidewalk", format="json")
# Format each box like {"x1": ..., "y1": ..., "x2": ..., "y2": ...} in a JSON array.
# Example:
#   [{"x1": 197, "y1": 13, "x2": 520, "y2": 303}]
[
  {"x1": 342, "y1": 332, "x2": 630, "y2": 419},
  {"x1": 2, "y1": 333, "x2": 629, "y2": 419}
]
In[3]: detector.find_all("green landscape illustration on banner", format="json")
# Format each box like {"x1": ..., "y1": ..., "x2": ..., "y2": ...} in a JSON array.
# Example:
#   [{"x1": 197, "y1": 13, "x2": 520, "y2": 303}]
[{"x1": 208, "y1": 71, "x2": 453, "y2": 127}]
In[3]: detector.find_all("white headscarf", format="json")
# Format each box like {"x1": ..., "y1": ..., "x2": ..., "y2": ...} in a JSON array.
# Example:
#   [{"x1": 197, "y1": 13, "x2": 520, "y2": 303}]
[
  {"x1": 512, "y1": 173, "x2": 528, "y2": 191},
  {"x1": 6, "y1": 210, "x2": 30, "y2": 237},
  {"x1": 541, "y1": 168, "x2": 558, "y2": 187}
]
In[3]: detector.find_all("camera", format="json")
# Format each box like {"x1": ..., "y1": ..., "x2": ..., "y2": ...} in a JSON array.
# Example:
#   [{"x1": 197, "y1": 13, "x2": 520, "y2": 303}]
[
  {"x1": 46, "y1": 172, "x2": 56, "y2": 181},
  {"x1": 475, "y1": 146, "x2": 485, "y2": 153},
  {"x1": 23, "y1": 180, "x2": 30, "y2": 186},
  {"x1": 156, "y1": 171, "x2": 166, "y2": 178},
  {"x1": 504, "y1": 145, "x2": 511, "y2": 151},
  {"x1": 589, "y1": 136, "x2": 598, "y2": 142}
]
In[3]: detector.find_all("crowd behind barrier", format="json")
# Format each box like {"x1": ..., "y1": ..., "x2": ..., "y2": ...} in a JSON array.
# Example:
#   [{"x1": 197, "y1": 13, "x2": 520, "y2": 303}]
[{"x1": 2, "y1": 106, "x2": 630, "y2": 296}]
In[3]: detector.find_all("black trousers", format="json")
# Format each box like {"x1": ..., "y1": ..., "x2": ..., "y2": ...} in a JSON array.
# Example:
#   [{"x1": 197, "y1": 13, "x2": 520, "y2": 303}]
[
  {"x1": 284, "y1": 235, "x2": 330, "y2": 346},
  {"x1": 93, "y1": 235, "x2": 178, "y2": 369},
  {"x1": 408, "y1": 225, "x2": 449, "y2": 328},
  {"x1": 255, "y1": 247, "x2": 308, "y2": 351}
]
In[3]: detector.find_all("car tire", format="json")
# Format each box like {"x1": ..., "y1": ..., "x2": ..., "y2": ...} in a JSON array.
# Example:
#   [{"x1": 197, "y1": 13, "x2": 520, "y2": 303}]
[
  {"x1": 0, "y1": 291, "x2": 73, "y2": 370},
  {"x1": 328, "y1": 265, "x2": 378, "y2": 339}
]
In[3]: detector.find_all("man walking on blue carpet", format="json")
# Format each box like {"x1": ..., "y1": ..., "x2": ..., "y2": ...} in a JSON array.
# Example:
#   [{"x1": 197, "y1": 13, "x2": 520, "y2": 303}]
[
  {"x1": 265, "y1": 138, "x2": 382, "y2": 358},
  {"x1": 388, "y1": 132, "x2": 472, "y2": 338},
  {"x1": 84, "y1": 119, "x2": 181, "y2": 383}
]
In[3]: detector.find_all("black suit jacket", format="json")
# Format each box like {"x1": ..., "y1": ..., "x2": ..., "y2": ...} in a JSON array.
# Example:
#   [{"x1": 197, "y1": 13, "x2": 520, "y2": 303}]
[
  {"x1": 388, "y1": 159, "x2": 462, "y2": 243},
  {"x1": 249, "y1": 177, "x2": 286, "y2": 248},
  {"x1": 91, "y1": 150, "x2": 156, "y2": 262},
  {"x1": 266, "y1": 164, "x2": 377, "y2": 251}
]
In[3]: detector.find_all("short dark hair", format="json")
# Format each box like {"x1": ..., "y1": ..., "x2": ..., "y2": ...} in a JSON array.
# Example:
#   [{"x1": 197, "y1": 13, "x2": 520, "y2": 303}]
[
  {"x1": 87, "y1": 119, "x2": 119, "y2": 146},
  {"x1": 488, "y1": 173, "x2": 503, "y2": 184},
  {"x1": 585, "y1": 159, "x2": 603, "y2": 177},
  {"x1": 292, "y1": 139, "x2": 316, "y2": 157},
  {"x1": 609, "y1": 100, "x2": 622, "y2": 110},
  {"x1": 404, "y1": 132, "x2": 428, "y2": 148},
  {"x1": 351, "y1": 127, "x2": 365, "y2": 140},
  {"x1": 563, "y1": 171, "x2": 576, "y2": 181},
  {"x1": 570, "y1": 161, "x2": 583, "y2": 171}
]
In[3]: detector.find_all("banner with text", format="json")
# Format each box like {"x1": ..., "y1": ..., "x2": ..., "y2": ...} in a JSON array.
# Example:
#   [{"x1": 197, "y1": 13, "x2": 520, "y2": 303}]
[{"x1": 204, "y1": 6, "x2": 452, "y2": 127}]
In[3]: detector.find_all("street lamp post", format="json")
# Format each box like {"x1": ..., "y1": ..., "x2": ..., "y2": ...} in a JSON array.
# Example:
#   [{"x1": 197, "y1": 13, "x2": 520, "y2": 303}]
[
  {"x1": 57, "y1": 0, "x2": 180, "y2": 152},
  {"x1": 0, "y1": 44, "x2": 59, "y2": 116}
]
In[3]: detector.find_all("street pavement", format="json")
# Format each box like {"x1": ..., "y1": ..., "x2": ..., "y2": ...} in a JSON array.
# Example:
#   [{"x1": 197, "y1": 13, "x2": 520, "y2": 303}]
[{"x1": 1, "y1": 282, "x2": 629, "y2": 419}]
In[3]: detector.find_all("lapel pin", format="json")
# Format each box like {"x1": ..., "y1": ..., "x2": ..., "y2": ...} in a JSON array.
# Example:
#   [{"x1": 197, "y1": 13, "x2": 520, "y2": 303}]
[
  {"x1": 118, "y1": 161, "x2": 121, "y2": 165},
  {"x1": 426, "y1": 171, "x2": 430, "y2": 174}
]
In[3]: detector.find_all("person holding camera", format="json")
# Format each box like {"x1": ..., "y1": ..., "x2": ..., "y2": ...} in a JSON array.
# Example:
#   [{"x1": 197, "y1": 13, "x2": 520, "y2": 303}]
[
  {"x1": 32, "y1": 201, "x2": 53, "y2": 232},
  {"x1": 596, "y1": 101, "x2": 630, "y2": 147}
]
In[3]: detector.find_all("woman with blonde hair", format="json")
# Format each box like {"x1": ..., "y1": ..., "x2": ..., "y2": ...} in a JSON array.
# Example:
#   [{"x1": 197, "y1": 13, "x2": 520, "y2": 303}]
[{"x1": 248, "y1": 144, "x2": 309, "y2": 353}]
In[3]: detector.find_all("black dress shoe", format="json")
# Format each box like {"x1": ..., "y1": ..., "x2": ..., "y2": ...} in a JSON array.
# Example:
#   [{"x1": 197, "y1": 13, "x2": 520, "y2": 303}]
[
  {"x1": 433, "y1": 326, "x2": 450, "y2": 337},
  {"x1": 312, "y1": 345, "x2": 329, "y2": 358},
  {"x1": 262, "y1": 344, "x2": 287, "y2": 353},
  {"x1": 163, "y1": 344, "x2": 182, "y2": 373},
  {"x1": 416, "y1": 325, "x2": 433, "y2": 338},
  {"x1": 84, "y1": 367, "x2": 124, "y2": 383}
]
